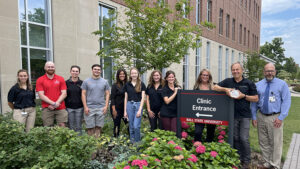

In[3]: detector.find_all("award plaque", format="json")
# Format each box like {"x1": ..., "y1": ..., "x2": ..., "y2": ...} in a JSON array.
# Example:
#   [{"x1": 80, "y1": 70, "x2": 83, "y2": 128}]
[{"x1": 230, "y1": 90, "x2": 240, "y2": 98}]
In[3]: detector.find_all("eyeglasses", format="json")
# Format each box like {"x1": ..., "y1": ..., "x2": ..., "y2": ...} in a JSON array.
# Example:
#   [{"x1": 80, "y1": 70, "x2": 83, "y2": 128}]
[{"x1": 264, "y1": 70, "x2": 275, "y2": 73}]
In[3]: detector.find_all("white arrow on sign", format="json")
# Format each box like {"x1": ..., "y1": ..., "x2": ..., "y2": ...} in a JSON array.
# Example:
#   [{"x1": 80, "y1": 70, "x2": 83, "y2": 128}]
[{"x1": 195, "y1": 113, "x2": 213, "y2": 117}]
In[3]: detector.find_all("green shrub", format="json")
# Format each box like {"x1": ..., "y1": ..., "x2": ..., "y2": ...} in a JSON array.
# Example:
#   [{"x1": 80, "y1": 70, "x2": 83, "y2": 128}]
[{"x1": 293, "y1": 85, "x2": 300, "y2": 92}]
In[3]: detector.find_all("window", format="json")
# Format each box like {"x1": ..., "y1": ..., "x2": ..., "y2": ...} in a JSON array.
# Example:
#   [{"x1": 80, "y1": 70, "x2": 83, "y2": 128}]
[
  {"x1": 99, "y1": 4, "x2": 115, "y2": 85},
  {"x1": 244, "y1": 27, "x2": 246, "y2": 46},
  {"x1": 218, "y1": 46, "x2": 222, "y2": 82},
  {"x1": 206, "y1": 42, "x2": 210, "y2": 69},
  {"x1": 183, "y1": 54, "x2": 189, "y2": 89},
  {"x1": 248, "y1": 30, "x2": 250, "y2": 47},
  {"x1": 195, "y1": 39, "x2": 202, "y2": 78},
  {"x1": 19, "y1": 0, "x2": 52, "y2": 82},
  {"x1": 225, "y1": 48, "x2": 229, "y2": 78},
  {"x1": 207, "y1": 0, "x2": 212, "y2": 22},
  {"x1": 231, "y1": 50, "x2": 235, "y2": 65},
  {"x1": 158, "y1": 0, "x2": 165, "y2": 7},
  {"x1": 252, "y1": 33, "x2": 255, "y2": 50},
  {"x1": 245, "y1": 0, "x2": 247, "y2": 9},
  {"x1": 257, "y1": 6, "x2": 260, "y2": 21},
  {"x1": 239, "y1": 53, "x2": 242, "y2": 62},
  {"x1": 182, "y1": 1, "x2": 189, "y2": 18},
  {"x1": 249, "y1": 0, "x2": 251, "y2": 14},
  {"x1": 240, "y1": 0, "x2": 243, "y2": 6},
  {"x1": 232, "y1": 19, "x2": 236, "y2": 40},
  {"x1": 196, "y1": 0, "x2": 201, "y2": 24},
  {"x1": 239, "y1": 24, "x2": 242, "y2": 44},
  {"x1": 226, "y1": 14, "x2": 230, "y2": 38},
  {"x1": 219, "y1": 9, "x2": 223, "y2": 35}
]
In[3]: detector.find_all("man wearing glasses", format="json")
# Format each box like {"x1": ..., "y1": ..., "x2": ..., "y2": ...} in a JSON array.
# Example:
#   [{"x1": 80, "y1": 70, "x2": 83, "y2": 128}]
[{"x1": 251, "y1": 63, "x2": 291, "y2": 169}]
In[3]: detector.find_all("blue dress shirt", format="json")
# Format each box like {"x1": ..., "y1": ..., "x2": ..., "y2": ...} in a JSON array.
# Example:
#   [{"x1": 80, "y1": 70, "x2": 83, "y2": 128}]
[{"x1": 251, "y1": 78, "x2": 291, "y2": 121}]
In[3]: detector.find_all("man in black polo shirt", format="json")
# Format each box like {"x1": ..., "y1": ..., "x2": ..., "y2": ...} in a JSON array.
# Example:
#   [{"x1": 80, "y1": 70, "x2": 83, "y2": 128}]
[{"x1": 214, "y1": 62, "x2": 258, "y2": 169}]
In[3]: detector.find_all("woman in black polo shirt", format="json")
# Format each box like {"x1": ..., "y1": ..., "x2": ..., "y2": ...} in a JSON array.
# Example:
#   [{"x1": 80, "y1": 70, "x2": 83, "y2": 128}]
[
  {"x1": 194, "y1": 69, "x2": 216, "y2": 142},
  {"x1": 8, "y1": 69, "x2": 36, "y2": 132},
  {"x1": 65, "y1": 65, "x2": 83, "y2": 135},
  {"x1": 124, "y1": 68, "x2": 146, "y2": 143},
  {"x1": 160, "y1": 70, "x2": 181, "y2": 132},
  {"x1": 110, "y1": 68, "x2": 128, "y2": 137},
  {"x1": 146, "y1": 70, "x2": 164, "y2": 132}
]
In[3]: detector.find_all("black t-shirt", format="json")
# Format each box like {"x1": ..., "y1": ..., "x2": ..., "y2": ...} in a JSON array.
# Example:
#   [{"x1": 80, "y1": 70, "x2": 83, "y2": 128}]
[
  {"x1": 146, "y1": 85, "x2": 163, "y2": 112},
  {"x1": 111, "y1": 83, "x2": 125, "y2": 111},
  {"x1": 65, "y1": 78, "x2": 83, "y2": 109},
  {"x1": 124, "y1": 81, "x2": 146, "y2": 102},
  {"x1": 7, "y1": 84, "x2": 36, "y2": 109},
  {"x1": 218, "y1": 77, "x2": 258, "y2": 119},
  {"x1": 160, "y1": 85, "x2": 178, "y2": 118}
]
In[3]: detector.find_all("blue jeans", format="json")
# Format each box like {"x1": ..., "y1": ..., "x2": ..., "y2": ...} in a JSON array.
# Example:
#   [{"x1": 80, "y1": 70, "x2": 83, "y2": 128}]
[
  {"x1": 126, "y1": 101, "x2": 142, "y2": 142},
  {"x1": 234, "y1": 118, "x2": 251, "y2": 164},
  {"x1": 67, "y1": 108, "x2": 83, "y2": 135}
]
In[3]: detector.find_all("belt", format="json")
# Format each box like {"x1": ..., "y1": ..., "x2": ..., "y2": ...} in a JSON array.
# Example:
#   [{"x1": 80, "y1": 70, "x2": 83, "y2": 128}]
[{"x1": 261, "y1": 112, "x2": 280, "y2": 116}]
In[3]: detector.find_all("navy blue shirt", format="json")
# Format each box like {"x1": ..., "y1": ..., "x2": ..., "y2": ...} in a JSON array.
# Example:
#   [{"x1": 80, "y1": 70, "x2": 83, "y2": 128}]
[
  {"x1": 7, "y1": 84, "x2": 36, "y2": 109},
  {"x1": 146, "y1": 85, "x2": 163, "y2": 112},
  {"x1": 160, "y1": 85, "x2": 178, "y2": 118},
  {"x1": 218, "y1": 77, "x2": 257, "y2": 119},
  {"x1": 124, "y1": 82, "x2": 146, "y2": 102}
]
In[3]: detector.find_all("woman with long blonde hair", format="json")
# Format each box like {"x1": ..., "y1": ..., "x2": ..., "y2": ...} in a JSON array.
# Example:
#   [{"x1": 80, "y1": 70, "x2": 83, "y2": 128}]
[{"x1": 124, "y1": 68, "x2": 146, "y2": 143}]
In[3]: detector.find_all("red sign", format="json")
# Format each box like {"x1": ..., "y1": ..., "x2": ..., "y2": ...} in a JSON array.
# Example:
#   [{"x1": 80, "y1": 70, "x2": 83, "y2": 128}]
[{"x1": 180, "y1": 117, "x2": 229, "y2": 126}]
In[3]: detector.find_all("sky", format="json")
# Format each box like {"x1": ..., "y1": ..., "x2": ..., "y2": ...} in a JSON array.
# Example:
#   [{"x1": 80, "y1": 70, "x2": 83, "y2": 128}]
[{"x1": 261, "y1": 0, "x2": 300, "y2": 65}]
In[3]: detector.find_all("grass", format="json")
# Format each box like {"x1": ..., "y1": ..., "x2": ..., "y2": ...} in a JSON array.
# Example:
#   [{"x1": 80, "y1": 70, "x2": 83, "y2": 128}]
[{"x1": 249, "y1": 96, "x2": 300, "y2": 161}]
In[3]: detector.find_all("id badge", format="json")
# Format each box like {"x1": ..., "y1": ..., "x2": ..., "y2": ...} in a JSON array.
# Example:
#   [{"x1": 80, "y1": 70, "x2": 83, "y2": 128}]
[
  {"x1": 269, "y1": 96, "x2": 276, "y2": 102},
  {"x1": 21, "y1": 112, "x2": 28, "y2": 116}
]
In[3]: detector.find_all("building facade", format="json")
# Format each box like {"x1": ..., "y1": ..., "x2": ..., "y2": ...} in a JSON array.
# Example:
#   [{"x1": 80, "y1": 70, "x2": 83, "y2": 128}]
[{"x1": 0, "y1": 0, "x2": 261, "y2": 113}]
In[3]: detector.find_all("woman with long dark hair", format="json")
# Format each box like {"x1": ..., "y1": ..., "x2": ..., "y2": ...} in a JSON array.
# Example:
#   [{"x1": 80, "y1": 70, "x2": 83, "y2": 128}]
[
  {"x1": 194, "y1": 69, "x2": 216, "y2": 142},
  {"x1": 146, "y1": 70, "x2": 164, "y2": 132},
  {"x1": 111, "y1": 68, "x2": 128, "y2": 137},
  {"x1": 160, "y1": 70, "x2": 181, "y2": 132},
  {"x1": 124, "y1": 68, "x2": 146, "y2": 143},
  {"x1": 7, "y1": 69, "x2": 36, "y2": 132}
]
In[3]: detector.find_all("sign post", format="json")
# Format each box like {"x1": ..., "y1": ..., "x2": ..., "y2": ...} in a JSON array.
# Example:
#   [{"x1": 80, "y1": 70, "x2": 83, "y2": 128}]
[{"x1": 177, "y1": 90, "x2": 234, "y2": 146}]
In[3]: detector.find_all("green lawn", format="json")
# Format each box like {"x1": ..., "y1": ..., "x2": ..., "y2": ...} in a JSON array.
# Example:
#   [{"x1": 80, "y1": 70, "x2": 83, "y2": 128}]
[{"x1": 249, "y1": 96, "x2": 300, "y2": 161}]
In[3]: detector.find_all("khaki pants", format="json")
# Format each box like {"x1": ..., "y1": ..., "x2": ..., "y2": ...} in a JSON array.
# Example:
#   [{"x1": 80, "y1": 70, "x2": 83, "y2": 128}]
[
  {"x1": 257, "y1": 111, "x2": 283, "y2": 169},
  {"x1": 42, "y1": 108, "x2": 68, "y2": 126},
  {"x1": 13, "y1": 107, "x2": 36, "y2": 132}
]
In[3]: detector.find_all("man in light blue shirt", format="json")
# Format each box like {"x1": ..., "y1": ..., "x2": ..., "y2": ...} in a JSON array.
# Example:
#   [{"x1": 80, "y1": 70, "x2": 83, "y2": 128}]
[{"x1": 251, "y1": 63, "x2": 291, "y2": 169}]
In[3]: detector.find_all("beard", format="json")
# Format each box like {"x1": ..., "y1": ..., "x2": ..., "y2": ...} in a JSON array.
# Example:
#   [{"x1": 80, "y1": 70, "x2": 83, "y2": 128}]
[
  {"x1": 265, "y1": 75, "x2": 274, "y2": 82},
  {"x1": 46, "y1": 69, "x2": 55, "y2": 75}
]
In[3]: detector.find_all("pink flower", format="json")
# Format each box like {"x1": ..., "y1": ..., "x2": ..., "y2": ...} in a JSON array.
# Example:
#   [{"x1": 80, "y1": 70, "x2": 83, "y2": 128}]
[
  {"x1": 188, "y1": 154, "x2": 198, "y2": 163},
  {"x1": 218, "y1": 135, "x2": 224, "y2": 140},
  {"x1": 232, "y1": 166, "x2": 238, "y2": 169},
  {"x1": 210, "y1": 151, "x2": 218, "y2": 157},
  {"x1": 196, "y1": 145, "x2": 206, "y2": 154},
  {"x1": 168, "y1": 140, "x2": 176, "y2": 145},
  {"x1": 181, "y1": 131, "x2": 188, "y2": 138},
  {"x1": 152, "y1": 137, "x2": 158, "y2": 141},
  {"x1": 193, "y1": 141, "x2": 202, "y2": 147},
  {"x1": 217, "y1": 126, "x2": 223, "y2": 131},
  {"x1": 181, "y1": 122, "x2": 190, "y2": 129},
  {"x1": 175, "y1": 146, "x2": 183, "y2": 151},
  {"x1": 220, "y1": 130, "x2": 226, "y2": 135},
  {"x1": 218, "y1": 139, "x2": 225, "y2": 143},
  {"x1": 131, "y1": 159, "x2": 148, "y2": 168},
  {"x1": 123, "y1": 166, "x2": 130, "y2": 169},
  {"x1": 155, "y1": 159, "x2": 161, "y2": 163}
]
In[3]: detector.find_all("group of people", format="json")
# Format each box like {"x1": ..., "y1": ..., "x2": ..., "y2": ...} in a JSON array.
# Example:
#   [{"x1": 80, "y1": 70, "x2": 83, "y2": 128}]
[{"x1": 7, "y1": 61, "x2": 290, "y2": 169}]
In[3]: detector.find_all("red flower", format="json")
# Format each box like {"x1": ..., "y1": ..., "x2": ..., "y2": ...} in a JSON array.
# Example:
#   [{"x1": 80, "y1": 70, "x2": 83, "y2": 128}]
[
  {"x1": 218, "y1": 139, "x2": 225, "y2": 143},
  {"x1": 217, "y1": 126, "x2": 223, "y2": 131},
  {"x1": 181, "y1": 131, "x2": 188, "y2": 138},
  {"x1": 123, "y1": 166, "x2": 130, "y2": 169},
  {"x1": 210, "y1": 151, "x2": 218, "y2": 157},
  {"x1": 218, "y1": 135, "x2": 224, "y2": 140},
  {"x1": 196, "y1": 145, "x2": 206, "y2": 154},
  {"x1": 175, "y1": 146, "x2": 183, "y2": 151},
  {"x1": 155, "y1": 158, "x2": 161, "y2": 163},
  {"x1": 168, "y1": 140, "x2": 176, "y2": 145},
  {"x1": 188, "y1": 154, "x2": 198, "y2": 163},
  {"x1": 232, "y1": 165, "x2": 238, "y2": 169},
  {"x1": 220, "y1": 130, "x2": 226, "y2": 135},
  {"x1": 152, "y1": 137, "x2": 158, "y2": 141},
  {"x1": 131, "y1": 159, "x2": 148, "y2": 169},
  {"x1": 181, "y1": 122, "x2": 190, "y2": 129},
  {"x1": 193, "y1": 141, "x2": 202, "y2": 147}
]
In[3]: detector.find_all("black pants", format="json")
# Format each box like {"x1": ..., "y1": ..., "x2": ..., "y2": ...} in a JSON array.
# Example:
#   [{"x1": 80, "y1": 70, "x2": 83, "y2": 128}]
[
  {"x1": 233, "y1": 118, "x2": 251, "y2": 164},
  {"x1": 148, "y1": 109, "x2": 163, "y2": 132},
  {"x1": 111, "y1": 107, "x2": 128, "y2": 137},
  {"x1": 194, "y1": 123, "x2": 216, "y2": 142}
]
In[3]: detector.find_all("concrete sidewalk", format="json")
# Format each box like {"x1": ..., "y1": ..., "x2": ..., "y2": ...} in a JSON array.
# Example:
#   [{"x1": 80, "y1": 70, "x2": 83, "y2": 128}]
[{"x1": 289, "y1": 87, "x2": 300, "y2": 97}]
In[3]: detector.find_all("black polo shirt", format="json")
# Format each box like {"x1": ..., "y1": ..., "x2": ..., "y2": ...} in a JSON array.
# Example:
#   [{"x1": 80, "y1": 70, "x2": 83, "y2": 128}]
[
  {"x1": 7, "y1": 84, "x2": 36, "y2": 109},
  {"x1": 160, "y1": 85, "x2": 178, "y2": 118},
  {"x1": 218, "y1": 77, "x2": 258, "y2": 119},
  {"x1": 111, "y1": 83, "x2": 125, "y2": 111},
  {"x1": 124, "y1": 81, "x2": 146, "y2": 102},
  {"x1": 65, "y1": 78, "x2": 83, "y2": 109},
  {"x1": 146, "y1": 85, "x2": 163, "y2": 112}
]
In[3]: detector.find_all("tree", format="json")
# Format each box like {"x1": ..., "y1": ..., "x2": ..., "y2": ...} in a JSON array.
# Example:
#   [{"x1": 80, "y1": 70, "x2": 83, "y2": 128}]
[
  {"x1": 94, "y1": 0, "x2": 214, "y2": 73},
  {"x1": 260, "y1": 37, "x2": 285, "y2": 71},
  {"x1": 243, "y1": 52, "x2": 266, "y2": 82},
  {"x1": 283, "y1": 57, "x2": 298, "y2": 79}
]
